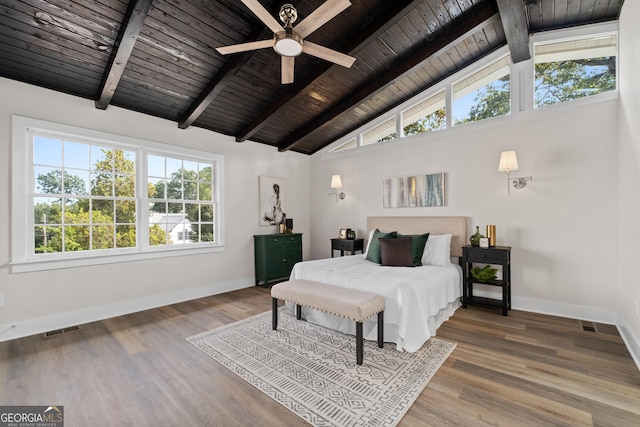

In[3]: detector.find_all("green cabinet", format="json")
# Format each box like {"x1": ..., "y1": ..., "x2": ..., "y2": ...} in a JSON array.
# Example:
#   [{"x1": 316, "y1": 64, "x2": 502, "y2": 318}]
[{"x1": 254, "y1": 233, "x2": 303, "y2": 286}]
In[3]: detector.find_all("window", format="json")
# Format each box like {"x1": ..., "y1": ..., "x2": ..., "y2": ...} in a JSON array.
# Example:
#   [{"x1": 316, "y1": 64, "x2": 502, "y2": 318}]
[
  {"x1": 322, "y1": 24, "x2": 618, "y2": 158},
  {"x1": 12, "y1": 116, "x2": 224, "y2": 272},
  {"x1": 534, "y1": 34, "x2": 617, "y2": 108},
  {"x1": 402, "y1": 90, "x2": 446, "y2": 136},
  {"x1": 363, "y1": 118, "x2": 396, "y2": 145},
  {"x1": 147, "y1": 154, "x2": 215, "y2": 245},
  {"x1": 33, "y1": 136, "x2": 137, "y2": 254},
  {"x1": 329, "y1": 137, "x2": 357, "y2": 153},
  {"x1": 453, "y1": 55, "x2": 511, "y2": 125}
]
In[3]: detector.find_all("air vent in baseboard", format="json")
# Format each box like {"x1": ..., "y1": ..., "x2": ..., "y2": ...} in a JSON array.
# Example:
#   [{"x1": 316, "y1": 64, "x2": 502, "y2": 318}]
[
  {"x1": 579, "y1": 320, "x2": 598, "y2": 333},
  {"x1": 43, "y1": 325, "x2": 80, "y2": 338}
]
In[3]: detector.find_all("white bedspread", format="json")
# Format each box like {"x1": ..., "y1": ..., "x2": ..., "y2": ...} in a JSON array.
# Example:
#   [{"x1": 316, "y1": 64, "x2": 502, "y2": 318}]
[{"x1": 289, "y1": 254, "x2": 462, "y2": 352}]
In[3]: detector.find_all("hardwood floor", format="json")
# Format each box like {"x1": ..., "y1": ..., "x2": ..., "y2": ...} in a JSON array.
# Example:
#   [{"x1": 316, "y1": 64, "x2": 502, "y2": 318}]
[{"x1": 1, "y1": 287, "x2": 639, "y2": 426}]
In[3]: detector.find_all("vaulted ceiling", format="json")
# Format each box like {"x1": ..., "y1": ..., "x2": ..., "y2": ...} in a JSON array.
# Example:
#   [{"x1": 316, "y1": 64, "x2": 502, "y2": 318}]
[{"x1": 0, "y1": 0, "x2": 624, "y2": 155}]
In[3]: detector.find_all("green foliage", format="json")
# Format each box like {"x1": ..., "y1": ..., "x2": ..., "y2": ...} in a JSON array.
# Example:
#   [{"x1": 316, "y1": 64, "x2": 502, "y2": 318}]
[
  {"x1": 470, "y1": 265, "x2": 498, "y2": 283},
  {"x1": 535, "y1": 57, "x2": 616, "y2": 107},
  {"x1": 37, "y1": 169, "x2": 86, "y2": 195},
  {"x1": 404, "y1": 109, "x2": 446, "y2": 136},
  {"x1": 456, "y1": 77, "x2": 510, "y2": 125},
  {"x1": 34, "y1": 148, "x2": 169, "y2": 253},
  {"x1": 377, "y1": 109, "x2": 446, "y2": 142}
]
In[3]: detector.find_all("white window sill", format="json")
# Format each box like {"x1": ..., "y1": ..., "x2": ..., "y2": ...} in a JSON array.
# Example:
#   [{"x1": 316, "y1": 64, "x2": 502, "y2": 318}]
[{"x1": 11, "y1": 245, "x2": 225, "y2": 273}]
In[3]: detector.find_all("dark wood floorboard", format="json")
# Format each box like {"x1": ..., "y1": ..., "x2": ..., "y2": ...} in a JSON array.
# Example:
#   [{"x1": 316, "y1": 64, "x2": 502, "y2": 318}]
[{"x1": 1, "y1": 287, "x2": 639, "y2": 426}]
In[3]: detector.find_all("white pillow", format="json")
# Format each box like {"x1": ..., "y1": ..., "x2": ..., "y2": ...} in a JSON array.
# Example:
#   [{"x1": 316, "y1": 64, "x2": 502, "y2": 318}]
[
  {"x1": 421, "y1": 234, "x2": 452, "y2": 266},
  {"x1": 364, "y1": 229, "x2": 376, "y2": 255}
]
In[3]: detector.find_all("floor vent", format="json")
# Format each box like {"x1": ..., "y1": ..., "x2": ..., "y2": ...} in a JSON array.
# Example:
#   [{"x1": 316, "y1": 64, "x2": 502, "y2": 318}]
[
  {"x1": 579, "y1": 320, "x2": 598, "y2": 333},
  {"x1": 43, "y1": 325, "x2": 80, "y2": 338}
]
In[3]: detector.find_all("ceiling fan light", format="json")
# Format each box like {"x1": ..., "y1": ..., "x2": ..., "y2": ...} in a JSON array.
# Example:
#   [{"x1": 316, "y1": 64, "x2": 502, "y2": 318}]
[{"x1": 274, "y1": 31, "x2": 303, "y2": 57}]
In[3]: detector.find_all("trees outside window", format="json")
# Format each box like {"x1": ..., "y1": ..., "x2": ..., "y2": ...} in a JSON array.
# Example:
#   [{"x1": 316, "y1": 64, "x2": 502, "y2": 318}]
[
  {"x1": 29, "y1": 130, "x2": 219, "y2": 258},
  {"x1": 454, "y1": 55, "x2": 511, "y2": 125},
  {"x1": 534, "y1": 35, "x2": 617, "y2": 108},
  {"x1": 402, "y1": 91, "x2": 446, "y2": 136}
]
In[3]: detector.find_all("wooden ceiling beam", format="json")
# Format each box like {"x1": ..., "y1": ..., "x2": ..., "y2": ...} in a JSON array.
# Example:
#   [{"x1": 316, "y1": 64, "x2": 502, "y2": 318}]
[
  {"x1": 278, "y1": 1, "x2": 499, "y2": 152},
  {"x1": 95, "y1": 0, "x2": 153, "y2": 110},
  {"x1": 496, "y1": 0, "x2": 531, "y2": 63}
]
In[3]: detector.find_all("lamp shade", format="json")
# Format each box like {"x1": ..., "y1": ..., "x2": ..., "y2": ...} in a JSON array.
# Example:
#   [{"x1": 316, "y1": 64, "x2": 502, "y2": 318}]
[
  {"x1": 331, "y1": 174, "x2": 342, "y2": 189},
  {"x1": 498, "y1": 150, "x2": 519, "y2": 172}
]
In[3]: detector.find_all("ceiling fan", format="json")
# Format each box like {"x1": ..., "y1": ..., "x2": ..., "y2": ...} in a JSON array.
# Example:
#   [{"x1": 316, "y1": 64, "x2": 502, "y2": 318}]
[{"x1": 215, "y1": 0, "x2": 356, "y2": 84}]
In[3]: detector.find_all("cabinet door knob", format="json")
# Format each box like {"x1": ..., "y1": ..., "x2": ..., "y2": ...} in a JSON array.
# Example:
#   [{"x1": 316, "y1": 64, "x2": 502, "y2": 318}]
[{"x1": 481, "y1": 254, "x2": 486, "y2": 258}]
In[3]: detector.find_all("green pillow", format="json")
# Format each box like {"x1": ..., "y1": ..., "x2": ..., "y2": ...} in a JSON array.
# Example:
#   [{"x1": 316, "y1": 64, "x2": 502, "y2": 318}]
[
  {"x1": 396, "y1": 233, "x2": 430, "y2": 266},
  {"x1": 365, "y1": 229, "x2": 397, "y2": 264}
]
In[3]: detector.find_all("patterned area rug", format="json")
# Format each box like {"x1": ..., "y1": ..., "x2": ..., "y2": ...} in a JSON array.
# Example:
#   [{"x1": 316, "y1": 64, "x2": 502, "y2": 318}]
[{"x1": 186, "y1": 309, "x2": 456, "y2": 427}]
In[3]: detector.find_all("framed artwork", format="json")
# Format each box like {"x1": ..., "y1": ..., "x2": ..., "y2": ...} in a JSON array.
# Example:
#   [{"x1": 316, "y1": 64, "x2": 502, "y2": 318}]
[
  {"x1": 382, "y1": 172, "x2": 445, "y2": 208},
  {"x1": 259, "y1": 176, "x2": 286, "y2": 226},
  {"x1": 339, "y1": 228, "x2": 347, "y2": 239}
]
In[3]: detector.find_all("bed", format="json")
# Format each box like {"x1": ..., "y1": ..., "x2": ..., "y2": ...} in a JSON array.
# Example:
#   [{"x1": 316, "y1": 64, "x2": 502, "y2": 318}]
[{"x1": 289, "y1": 216, "x2": 467, "y2": 352}]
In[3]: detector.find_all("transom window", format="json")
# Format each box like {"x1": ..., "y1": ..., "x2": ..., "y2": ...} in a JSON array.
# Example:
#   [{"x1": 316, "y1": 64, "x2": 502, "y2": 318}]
[
  {"x1": 12, "y1": 116, "x2": 224, "y2": 272},
  {"x1": 534, "y1": 34, "x2": 617, "y2": 108},
  {"x1": 453, "y1": 55, "x2": 511, "y2": 125},
  {"x1": 402, "y1": 90, "x2": 446, "y2": 136},
  {"x1": 324, "y1": 24, "x2": 618, "y2": 156}
]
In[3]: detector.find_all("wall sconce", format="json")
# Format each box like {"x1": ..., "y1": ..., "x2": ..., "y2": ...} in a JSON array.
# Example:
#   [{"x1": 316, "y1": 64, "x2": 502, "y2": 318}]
[
  {"x1": 329, "y1": 174, "x2": 346, "y2": 201},
  {"x1": 498, "y1": 151, "x2": 532, "y2": 194}
]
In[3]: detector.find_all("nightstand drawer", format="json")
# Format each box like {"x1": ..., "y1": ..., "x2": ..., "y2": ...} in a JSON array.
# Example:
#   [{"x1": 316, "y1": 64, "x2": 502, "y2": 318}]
[
  {"x1": 333, "y1": 239, "x2": 354, "y2": 250},
  {"x1": 464, "y1": 246, "x2": 509, "y2": 264}
]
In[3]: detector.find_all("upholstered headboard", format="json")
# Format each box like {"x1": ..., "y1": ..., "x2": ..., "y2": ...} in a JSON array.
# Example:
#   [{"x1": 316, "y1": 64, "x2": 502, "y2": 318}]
[{"x1": 366, "y1": 216, "x2": 467, "y2": 258}]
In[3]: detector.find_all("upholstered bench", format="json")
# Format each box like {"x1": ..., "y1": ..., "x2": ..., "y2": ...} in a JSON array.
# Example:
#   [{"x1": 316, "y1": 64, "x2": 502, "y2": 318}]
[{"x1": 271, "y1": 279, "x2": 385, "y2": 365}]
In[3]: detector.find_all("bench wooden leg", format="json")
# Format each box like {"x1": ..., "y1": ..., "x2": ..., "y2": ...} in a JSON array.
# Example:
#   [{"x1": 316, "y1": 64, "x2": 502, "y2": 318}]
[
  {"x1": 296, "y1": 304, "x2": 302, "y2": 320},
  {"x1": 377, "y1": 311, "x2": 384, "y2": 348},
  {"x1": 272, "y1": 297, "x2": 278, "y2": 330},
  {"x1": 356, "y1": 321, "x2": 363, "y2": 365}
]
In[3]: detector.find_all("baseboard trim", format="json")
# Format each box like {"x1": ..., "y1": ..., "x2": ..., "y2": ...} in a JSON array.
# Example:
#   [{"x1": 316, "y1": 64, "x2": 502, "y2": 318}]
[
  {"x1": 617, "y1": 317, "x2": 640, "y2": 372},
  {"x1": 0, "y1": 279, "x2": 254, "y2": 343},
  {"x1": 472, "y1": 289, "x2": 619, "y2": 324},
  {"x1": 473, "y1": 289, "x2": 640, "y2": 371}
]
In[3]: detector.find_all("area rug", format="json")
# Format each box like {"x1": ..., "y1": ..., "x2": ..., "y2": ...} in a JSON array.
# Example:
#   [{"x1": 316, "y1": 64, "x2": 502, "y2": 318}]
[{"x1": 186, "y1": 309, "x2": 456, "y2": 427}]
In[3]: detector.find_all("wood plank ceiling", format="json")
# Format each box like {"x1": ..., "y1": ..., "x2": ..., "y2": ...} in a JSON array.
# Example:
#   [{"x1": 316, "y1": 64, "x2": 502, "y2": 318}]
[{"x1": 0, "y1": 0, "x2": 625, "y2": 155}]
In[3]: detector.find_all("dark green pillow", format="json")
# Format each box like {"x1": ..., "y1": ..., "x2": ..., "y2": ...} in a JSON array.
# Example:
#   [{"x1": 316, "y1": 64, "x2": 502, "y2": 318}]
[
  {"x1": 396, "y1": 233, "x2": 430, "y2": 266},
  {"x1": 365, "y1": 229, "x2": 397, "y2": 264}
]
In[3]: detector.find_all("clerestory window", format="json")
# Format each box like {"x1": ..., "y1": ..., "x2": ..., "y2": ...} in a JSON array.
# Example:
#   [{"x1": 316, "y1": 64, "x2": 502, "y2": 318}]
[{"x1": 534, "y1": 34, "x2": 617, "y2": 108}]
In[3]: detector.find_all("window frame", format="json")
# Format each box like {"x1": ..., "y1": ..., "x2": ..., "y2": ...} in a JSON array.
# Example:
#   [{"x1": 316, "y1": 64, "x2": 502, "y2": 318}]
[{"x1": 11, "y1": 116, "x2": 225, "y2": 273}]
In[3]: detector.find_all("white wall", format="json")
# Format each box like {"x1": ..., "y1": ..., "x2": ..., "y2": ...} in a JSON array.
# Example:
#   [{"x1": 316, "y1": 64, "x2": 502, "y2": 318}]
[
  {"x1": 618, "y1": 1, "x2": 640, "y2": 366},
  {"x1": 311, "y1": 98, "x2": 620, "y2": 323},
  {"x1": 0, "y1": 78, "x2": 311, "y2": 340}
]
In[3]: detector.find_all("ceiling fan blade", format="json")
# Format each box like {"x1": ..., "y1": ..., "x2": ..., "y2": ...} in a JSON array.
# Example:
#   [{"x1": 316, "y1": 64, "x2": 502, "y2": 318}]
[
  {"x1": 302, "y1": 41, "x2": 356, "y2": 68},
  {"x1": 240, "y1": 0, "x2": 284, "y2": 34},
  {"x1": 295, "y1": 0, "x2": 351, "y2": 39},
  {"x1": 216, "y1": 39, "x2": 273, "y2": 55},
  {"x1": 281, "y1": 56, "x2": 295, "y2": 84}
]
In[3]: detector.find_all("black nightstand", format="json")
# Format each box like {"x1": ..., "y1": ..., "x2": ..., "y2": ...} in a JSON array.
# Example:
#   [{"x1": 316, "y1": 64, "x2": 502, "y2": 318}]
[
  {"x1": 461, "y1": 245, "x2": 511, "y2": 316},
  {"x1": 331, "y1": 238, "x2": 364, "y2": 257}
]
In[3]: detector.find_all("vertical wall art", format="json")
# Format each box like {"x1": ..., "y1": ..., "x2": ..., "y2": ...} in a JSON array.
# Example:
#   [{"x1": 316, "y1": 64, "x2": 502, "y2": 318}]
[
  {"x1": 383, "y1": 173, "x2": 445, "y2": 208},
  {"x1": 259, "y1": 176, "x2": 286, "y2": 225}
]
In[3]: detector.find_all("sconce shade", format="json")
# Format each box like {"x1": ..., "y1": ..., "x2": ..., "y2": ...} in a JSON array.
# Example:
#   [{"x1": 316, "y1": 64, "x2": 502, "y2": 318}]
[
  {"x1": 498, "y1": 151, "x2": 519, "y2": 172},
  {"x1": 331, "y1": 174, "x2": 342, "y2": 189}
]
